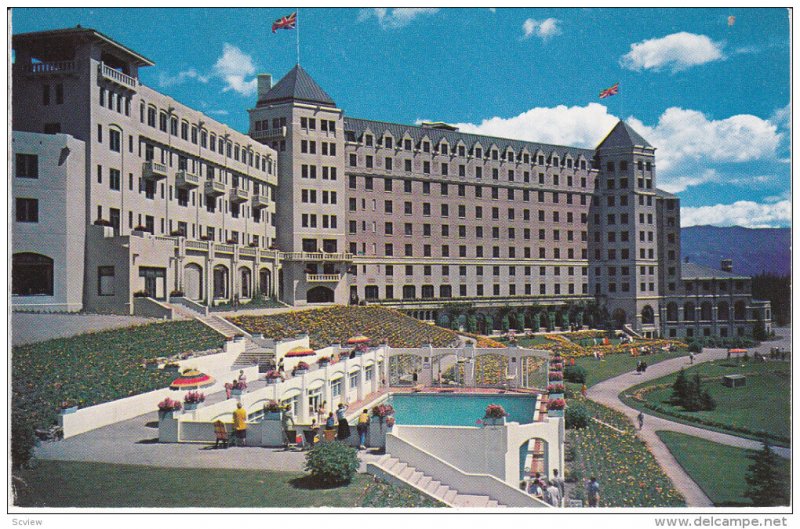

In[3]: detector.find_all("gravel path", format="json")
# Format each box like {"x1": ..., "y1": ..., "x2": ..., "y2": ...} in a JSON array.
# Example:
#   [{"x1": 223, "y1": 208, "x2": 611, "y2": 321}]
[{"x1": 587, "y1": 328, "x2": 792, "y2": 507}]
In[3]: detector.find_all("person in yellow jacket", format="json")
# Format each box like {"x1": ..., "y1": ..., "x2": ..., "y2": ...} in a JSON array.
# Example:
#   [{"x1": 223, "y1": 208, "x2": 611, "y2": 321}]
[
  {"x1": 356, "y1": 409, "x2": 370, "y2": 449},
  {"x1": 233, "y1": 402, "x2": 248, "y2": 446}
]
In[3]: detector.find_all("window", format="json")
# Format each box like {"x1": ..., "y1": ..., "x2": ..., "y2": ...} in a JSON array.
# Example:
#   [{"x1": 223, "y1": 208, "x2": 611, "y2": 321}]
[
  {"x1": 404, "y1": 159, "x2": 412, "y2": 172},
  {"x1": 110, "y1": 169, "x2": 121, "y2": 191},
  {"x1": 98, "y1": 266, "x2": 115, "y2": 296},
  {"x1": 12, "y1": 253, "x2": 53, "y2": 296},
  {"x1": 109, "y1": 129, "x2": 121, "y2": 152},
  {"x1": 16, "y1": 154, "x2": 38, "y2": 178},
  {"x1": 55, "y1": 83, "x2": 63, "y2": 104},
  {"x1": 16, "y1": 198, "x2": 38, "y2": 222}
]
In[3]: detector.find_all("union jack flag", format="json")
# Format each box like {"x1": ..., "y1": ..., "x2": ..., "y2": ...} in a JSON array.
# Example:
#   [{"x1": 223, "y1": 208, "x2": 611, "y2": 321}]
[
  {"x1": 272, "y1": 12, "x2": 297, "y2": 33},
  {"x1": 599, "y1": 82, "x2": 619, "y2": 99}
]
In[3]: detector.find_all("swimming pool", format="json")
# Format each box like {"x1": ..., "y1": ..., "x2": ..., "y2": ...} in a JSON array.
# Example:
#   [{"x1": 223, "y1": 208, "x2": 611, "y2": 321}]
[{"x1": 387, "y1": 393, "x2": 538, "y2": 427}]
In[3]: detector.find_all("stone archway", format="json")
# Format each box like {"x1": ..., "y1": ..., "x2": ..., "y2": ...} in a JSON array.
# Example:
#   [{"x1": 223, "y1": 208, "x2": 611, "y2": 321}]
[
  {"x1": 213, "y1": 264, "x2": 229, "y2": 299},
  {"x1": 259, "y1": 268, "x2": 271, "y2": 297},
  {"x1": 239, "y1": 267, "x2": 252, "y2": 299},
  {"x1": 184, "y1": 263, "x2": 203, "y2": 301},
  {"x1": 307, "y1": 285, "x2": 334, "y2": 303}
]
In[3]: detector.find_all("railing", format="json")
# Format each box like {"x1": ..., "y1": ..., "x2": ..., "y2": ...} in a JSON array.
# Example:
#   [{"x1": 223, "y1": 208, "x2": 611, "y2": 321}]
[
  {"x1": 282, "y1": 252, "x2": 353, "y2": 262},
  {"x1": 215, "y1": 243, "x2": 235, "y2": 254},
  {"x1": 99, "y1": 62, "x2": 138, "y2": 89},
  {"x1": 142, "y1": 161, "x2": 168, "y2": 180},
  {"x1": 176, "y1": 170, "x2": 200, "y2": 188},
  {"x1": 185, "y1": 240, "x2": 210, "y2": 251},
  {"x1": 229, "y1": 187, "x2": 249, "y2": 203},
  {"x1": 239, "y1": 247, "x2": 257, "y2": 257},
  {"x1": 204, "y1": 180, "x2": 226, "y2": 196},
  {"x1": 250, "y1": 126, "x2": 287, "y2": 140},
  {"x1": 22, "y1": 60, "x2": 76, "y2": 74},
  {"x1": 251, "y1": 194, "x2": 270, "y2": 209},
  {"x1": 306, "y1": 273, "x2": 342, "y2": 282}
]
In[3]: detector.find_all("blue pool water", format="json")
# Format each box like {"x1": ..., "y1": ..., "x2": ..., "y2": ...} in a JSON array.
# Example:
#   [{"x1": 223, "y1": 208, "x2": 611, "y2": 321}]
[{"x1": 387, "y1": 393, "x2": 537, "y2": 427}]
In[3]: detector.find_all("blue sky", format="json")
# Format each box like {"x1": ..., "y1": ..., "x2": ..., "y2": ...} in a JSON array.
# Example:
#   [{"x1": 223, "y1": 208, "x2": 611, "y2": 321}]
[{"x1": 12, "y1": 7, "x2": 791, "y2": 227}]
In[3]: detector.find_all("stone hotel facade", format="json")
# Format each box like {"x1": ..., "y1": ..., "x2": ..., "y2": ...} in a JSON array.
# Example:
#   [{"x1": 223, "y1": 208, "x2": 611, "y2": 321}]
[{"x1": 11, "y1": 27, "x2": 771, "y2": 339}]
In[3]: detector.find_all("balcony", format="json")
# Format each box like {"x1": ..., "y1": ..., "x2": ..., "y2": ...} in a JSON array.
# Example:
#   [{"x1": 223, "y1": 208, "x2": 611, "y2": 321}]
[
  {"x1": 142, "y1": 161, "x2": 168, "y2": 181},
  {"x1": 250, "y1": 126, "x2": 287, "y2": 141},
  {"x1": 251, "y1": 194, "x2": 270, "y2": 210},
  {"x1": 98, "y1": 62, "x2": 138, "y2": 90},
  {"x1": 283, "y1": 252, "x2": 353, "y2": 262},
  {"x1": 306, "y1": 273, "x2": 342, "y2": 283},
  {"x1": 175, "y1": 170, "x2": 200, "y2": 189},
  {"x1": 229, "y1": 187, "x2": 249, "y2": 203},
  {"x1": 204, "y1": 180, "x2": 225, "y2": 197},
  {"x1": 20, "y1": 60, "x2": 76, "y2": 75}
]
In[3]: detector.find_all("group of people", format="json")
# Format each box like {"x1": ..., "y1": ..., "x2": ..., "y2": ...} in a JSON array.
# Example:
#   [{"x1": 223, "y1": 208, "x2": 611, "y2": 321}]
[
  {"x1": 635, "y1": 360, "x2": 649, "y2": 374},
  {"x1": 526, "y1": 469, "x2": 565, "y2": 507},
  {"x1": 306, "y1": 402, "x2": 371, "y2": 450},
  {"x1": 224, "y1": 370, "x2": 248, "y2": 399}
]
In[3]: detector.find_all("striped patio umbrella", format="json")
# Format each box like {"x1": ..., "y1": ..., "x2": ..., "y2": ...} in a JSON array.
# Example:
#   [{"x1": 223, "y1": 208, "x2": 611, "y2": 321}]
[
  {"x1": 346, "y1": 335, "x2": 370, "y2": 345},
  {"x1": 170, "y1": 369, "x2": 215, "y2": 390},
  {"x1": 284, "y1": 346, "x2": 316, "y2": 358},
  {"x1": 728, "y1": 348, "x2": 748, "y2": 354}
]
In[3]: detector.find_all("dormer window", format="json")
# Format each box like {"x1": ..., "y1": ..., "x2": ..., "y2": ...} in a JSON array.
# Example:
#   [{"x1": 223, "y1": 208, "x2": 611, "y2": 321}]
[
  {"x1": 491, "y1": 150, "x2": 498, "y2": 160},
  {"x1": 423, "y1": 141, "x2": 430, "y2": 153},
  {"x1": 458, "y1": 145, "x2": 466, "y2": 156},
  {"x1": 385, "y1": 136, "x2": 393, "y2": 149},
  {"x1": 566, "y1": 159, "x2": 573, "y2": 168},
  {"x1": 440, "y1": 143, "x2": 448, "y2": 155},
  {"x1": 523, "y1": 154, "x2": 530, "y2": 163},
  {"x1": 507, "y1": 151, "x2": 514, "y2": 162},
  {"x1": 537, "y1": 155, "x2": 545, "y2": 165},
  {"x1": 475, "y1": 147, "x2": 482, "y2": 158},
  {"x1": 404, "y1": 138, "x2": 412, "y2": 150},
  {"x1": 552, "y1": 156, "x2": 559, "y2": 166},
  {"x1": 365, "y1": 134, "x2": 373, "y2": 147},
  {"x1": 345, "y1": 131, "x2": 356, "y2": 142}
]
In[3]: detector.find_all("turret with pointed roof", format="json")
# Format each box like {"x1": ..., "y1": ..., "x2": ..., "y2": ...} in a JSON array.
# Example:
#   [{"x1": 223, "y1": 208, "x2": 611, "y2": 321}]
[
  {"x1": 596, "y1": 120, "x2": 653, "y2": 151},
  {"x1": 257, "y1": 64, "x2": 336, "y2": 107}
]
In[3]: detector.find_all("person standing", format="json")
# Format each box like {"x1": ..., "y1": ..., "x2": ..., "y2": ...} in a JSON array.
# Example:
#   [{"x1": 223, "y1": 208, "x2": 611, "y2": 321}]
[
  {"x1": 689, "y1": 351, "x2": 695, "y2": 365},
  {"x1": 545, "y1": 480, "x2": 562, "y2": 507},
  {"x1": 552, "y1": 469, "x2": 565, "y2": 499},
  {"x1": 317, "y1": 401, "x2": 327, "y2": 424},
  {"x1": 238, "y1": 369, "x2": 247, "y2": 385},
  {"x1": 232, "y1": 402, "x2": 248, "y2": 447},
  {"x1": 357, "y1": 408, "x2": 370, "y2": 449},
  {"x1": 638, "y1": 411, "x2": 645, "y2": 430},
  {"x1": 587, "y1": 477, "x2": 600, "y2": 507},
  {"x1": 336, "y1": 403, "x2": 351, "y2": 441},
  {"x1": 581, "y1": 384, "x2": 588, "y2": 398}
]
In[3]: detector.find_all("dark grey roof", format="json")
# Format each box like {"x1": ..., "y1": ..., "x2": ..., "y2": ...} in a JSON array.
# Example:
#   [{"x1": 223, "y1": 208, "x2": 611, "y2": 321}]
[
  {"x1": 260, "y1": 64, "x2": 335, "y2": 107},
  {"x1": 654, "y1": 188, "x2": 678, "y2": 200},
  {"x1": 344, "y1": 117, "x2": 596, "y2": 160},
  {"x1": 596, "y1": 120, "x2": 653, "y2": 150},
  {"x1": 13, "y1": 26, "x2": 154, "y2": 66},
  {"x1": 681, "y1": 262, "x2": 750, "y2": 280}
]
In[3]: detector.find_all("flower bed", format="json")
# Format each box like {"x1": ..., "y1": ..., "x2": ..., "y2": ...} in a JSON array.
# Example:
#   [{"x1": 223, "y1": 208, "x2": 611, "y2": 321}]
[
  {"x1": 229, "y1": 306, "x2": 459, "y2": 349},
  {"x1": 12, "y1": 320, "x2": 224, "y2": 432},
  {"x1": 567, "y1": 399, "x2": 684, "y2": 507}
]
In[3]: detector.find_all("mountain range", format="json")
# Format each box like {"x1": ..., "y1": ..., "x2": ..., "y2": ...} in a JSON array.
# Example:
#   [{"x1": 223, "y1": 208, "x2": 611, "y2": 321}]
[{"x1": 680, "y1": 226, "x2": 791, "y2": 277}]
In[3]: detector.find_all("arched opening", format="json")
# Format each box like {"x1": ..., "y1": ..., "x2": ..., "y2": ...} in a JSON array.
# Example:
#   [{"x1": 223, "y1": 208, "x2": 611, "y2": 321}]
[
  {"x1": 717, "y1": 301, "x2": 730, "y2": 321},
  {"x1": 421, "y1": 285, "x2": 434, "y2": 299},
  {"x1": 439, "y1": 284, "x2": 452, "y2": 298},
  {"x1": 307, "y1": 286, "x2": 334, "y2": 303},
  {"x1": 12, "y1": 253, "x2": 54, "y2": 296},
  {"x1": 213, "y1": 265, "x2": 229, "y2": 299},
  {"x1": 700, "y1": 302, "x2": 712, "y2": 321},
  {"x1": 684, "y1": 302, "x2": 696, "y2": 322},
  {"x1": 641, "y1": 305, "x2": 655, "y2": 325},
  {"x1": 239, "y1": 267, "x2": 251, "y2": 299},
  {"x1": 474, "y1": 353, "x2": 509, "y2": 386},
  {"x1": 388, "y1": 354, "x2": 424, "y2": 386},
  {"x1": 611, "y1": 308, "x2": 626, "y2": 329},
  {"x1": 734, "y1": 301, "x2": 747, "y2": 321},
  {"x1": 259, "y1": 268, "x2": 271, "y2": 297},
  {"x1": 183, "y1": 263, "x2": 203, "y2": 301},
  {"x1": 666, "y1": 302, "x2": 678, "y2": 322},
  {"x1": 278, "y1": 269, "x2": 284, "y2": 301},
  {"x1": 519, "y1": 438, "x2": 549, "y2": 482},
  {"x1": 402, "y1": 285, "x2": 416, "y2": 299}
]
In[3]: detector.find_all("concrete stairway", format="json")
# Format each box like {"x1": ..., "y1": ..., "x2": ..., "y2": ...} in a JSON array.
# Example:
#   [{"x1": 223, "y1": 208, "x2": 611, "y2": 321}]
[
  {"x1": 232, "y1": 341, "x2": 275, "y2": 369},
  {"x1": 374, "y1": 454, "x2": 504, "y2": 508}
]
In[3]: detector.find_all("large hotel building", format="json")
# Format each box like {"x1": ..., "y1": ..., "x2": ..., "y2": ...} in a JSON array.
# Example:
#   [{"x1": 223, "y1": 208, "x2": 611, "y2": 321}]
[{"x1": 11, "y1": 27, "x2": 771, "y2": 339}]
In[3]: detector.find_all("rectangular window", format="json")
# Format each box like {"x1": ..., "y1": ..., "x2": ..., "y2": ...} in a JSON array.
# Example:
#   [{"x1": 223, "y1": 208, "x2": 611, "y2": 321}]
[
  {"x1": 16, "y1": 198, "x2": 39, "y2": 222},
  {"x1": 15, "y1": 154, "x2": 38, "y2": 178},
  {"x1": 98, "y1": 266, "x2": 115, "y2": 296},
  {"x1": 109, "y1": 129, "x2": 121, "y2": 152},
  {"x1": 109, "y1": 169, "x2": 121, "y2": 191}
]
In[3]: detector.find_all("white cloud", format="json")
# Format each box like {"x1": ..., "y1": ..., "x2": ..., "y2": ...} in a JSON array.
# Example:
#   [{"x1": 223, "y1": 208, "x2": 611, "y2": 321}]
[
  {"x1": 358, "y1": 8, "x2": 439, "y2": 29},
  {"x1": 770, "y1": 103, "x2": 791, "y2": 130},
  {"x1": 158, "y1": 68, "x2": 209, "y2": 88},
  {"x1": 207, "y1": 109, "x2": 229, "y2": 116},
  {"x1": 680, "y1": 200, "x2": 791, "y2": 228},
  {"x1": 620, "y1": 32, "x2": 724, "y2": 72},
  {"x1": 212, "y1": 43, "x2": 257, "y2": 96},
  {"x1": 522, "y1": 18, "x2": 562, "y2": 41},
  {"x1": 453, "y1": 102, "x2": 617, "y2": 148}
]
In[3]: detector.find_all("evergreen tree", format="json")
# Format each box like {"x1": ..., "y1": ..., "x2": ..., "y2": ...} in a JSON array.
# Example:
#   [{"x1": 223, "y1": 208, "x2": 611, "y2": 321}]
[
  {"x1": 745, "y1": 438, "x2": 788, "y2": 506},
  {"x1": 700, "y1": 388, "x2": 716, "y2": 411},
  {"x1": 670, "y1": 369, "x2": 689, "y2": 406}
]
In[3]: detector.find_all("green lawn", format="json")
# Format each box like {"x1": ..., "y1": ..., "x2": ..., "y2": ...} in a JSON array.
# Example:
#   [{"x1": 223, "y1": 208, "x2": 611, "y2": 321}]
[
  {"x1": 12, "y1": 460, "x2": 443, "y2": 508},
  {"x1": 574, "y1": 349, "x2": 687, "y2": 387},
  {"x1": 656, "y1": 431, "x2": 790, "y2": 506},
  {"x1": 566, "y1": 399, "x2": 685, "y2": 507},
  {"x1": 622, "y1": 360, "x2": 790, "y2": 444}
]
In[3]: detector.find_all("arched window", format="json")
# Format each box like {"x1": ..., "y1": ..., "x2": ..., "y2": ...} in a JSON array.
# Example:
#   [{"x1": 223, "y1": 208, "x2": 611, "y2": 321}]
[
  {"x1": 666, "y1": 302, "x2": 678, "y2": 322},
  {"x1": 421, "y1": 285, "x2": 434, "y2": 299},
  {"x1": 734, "y1": 301, "x2": 747, "y2": 321},
  {"x1": 717, "y1": 302, "x2": 730, "y2": 321},
  {"x1": 700, "y1": 302, "x2": 713, "y2": 321},
  {"x1": 684, "y1": 302, "x2": 696, "y2": 322},
  {"x1": 13, "y1": 253, "x2": 53, "y2": 296},
  {"x1": 402, "y1": 285, "x2": 416, "y2": 300},
  {"x1": 641, "y1": 305, "x2": 655, "y2": 325}
]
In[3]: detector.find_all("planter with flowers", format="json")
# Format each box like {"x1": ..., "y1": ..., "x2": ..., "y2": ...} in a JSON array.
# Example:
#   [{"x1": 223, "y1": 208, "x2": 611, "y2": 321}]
[
  {"x1": 369, "y1": 403, "x2": 395, "y2": 449},
  {"x1": 158, "y1": 398, "x2": 182, "y2": 442},
  {"x1": 548, "y1": 370, "x2": 564, "y2": 382},
  {"x1": 483, "y1": 403, "x2": 508, "y2": 426},
  {"x1": 183, "y1": 391, "x2": 205, "y2": 411},
  {"x1": 292, "y1": 361, "x2": 310, "y2": 376},
  {"x1": 317, "y1": 356, "x2": 330, "y2": 367},
  {"x1": 230, "y1": 381, "x2": 247, "y2": 397},
  {"x1": 264, "y1": 370, "x2": 283, "y2": 385},
  {"x1": 263, "y1": 400, "x2": 284, "y2": 420},
  {"x1": 547, "y1": 384, "x2": 565, "y2": 400},
  {"x1": 547, "y1": 398, "x2": 566, "y2": 418}
]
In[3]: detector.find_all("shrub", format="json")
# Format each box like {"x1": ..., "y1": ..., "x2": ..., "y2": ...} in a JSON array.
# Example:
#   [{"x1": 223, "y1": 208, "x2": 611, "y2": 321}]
[
  {"x1": 688, "y1": 341, "x2": 702, "y2": 353},
  {"x1": 565, "y1": 403, "x2": 590, "y2": 430},
  {"x1": 11, "y1": 412, "x2": 35, "y2": 469},
  {"x1": 304, "y1": 441, "x2": 360, "y2": 486},
  {"x1": 564, "y1": 365, "x2": 587, "y2": 384}
]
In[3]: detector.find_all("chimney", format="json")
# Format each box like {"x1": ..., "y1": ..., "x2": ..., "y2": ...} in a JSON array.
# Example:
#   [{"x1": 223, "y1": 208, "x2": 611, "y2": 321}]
[
  {"x1": 721, "y1": 259, "x2": 733, "y2": 273},
  {"x1": 257, "y1": 73, "x2": 272, "y2": 101}
]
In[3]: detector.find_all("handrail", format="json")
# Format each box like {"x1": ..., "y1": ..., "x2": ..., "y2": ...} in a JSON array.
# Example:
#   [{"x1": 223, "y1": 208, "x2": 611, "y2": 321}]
[
  {"x1": 99, "y1": 62, "x2": 138, "y2": 88},
  {"x1": 23, "y1": 60, "x2": 76, "y2": 74}
]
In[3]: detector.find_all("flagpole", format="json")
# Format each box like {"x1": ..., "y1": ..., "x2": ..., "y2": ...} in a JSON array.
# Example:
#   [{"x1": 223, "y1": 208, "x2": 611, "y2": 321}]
[{"x1": 296, "y1": 8, "x2": 300, "y2": 65}]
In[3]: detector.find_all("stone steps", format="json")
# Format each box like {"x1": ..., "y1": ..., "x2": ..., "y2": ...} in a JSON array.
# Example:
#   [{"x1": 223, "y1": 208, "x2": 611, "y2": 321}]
[{"x1": 375, "y1": 454, "x2": 504, "y2": 508}]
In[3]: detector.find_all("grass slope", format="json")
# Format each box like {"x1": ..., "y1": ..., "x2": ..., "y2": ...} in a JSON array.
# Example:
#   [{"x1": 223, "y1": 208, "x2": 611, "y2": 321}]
[
  {"x1": 656, "y1": 431, "x2": 790, "y2": 506},
  {"x1": 12, "y1": 460, "x2": 443, "y2": 508},
  {"x1": 623, "y1": 360, "x2": 790, "y2": 444},
  {"x1": 572, "y1": 349, "x2": 687, "y2": 387}
]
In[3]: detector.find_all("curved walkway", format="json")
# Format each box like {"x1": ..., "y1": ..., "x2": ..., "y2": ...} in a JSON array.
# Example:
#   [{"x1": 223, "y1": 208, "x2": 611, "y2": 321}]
[{"x1": 587, "y1": 328, "x2": 791, "y2": 507}]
